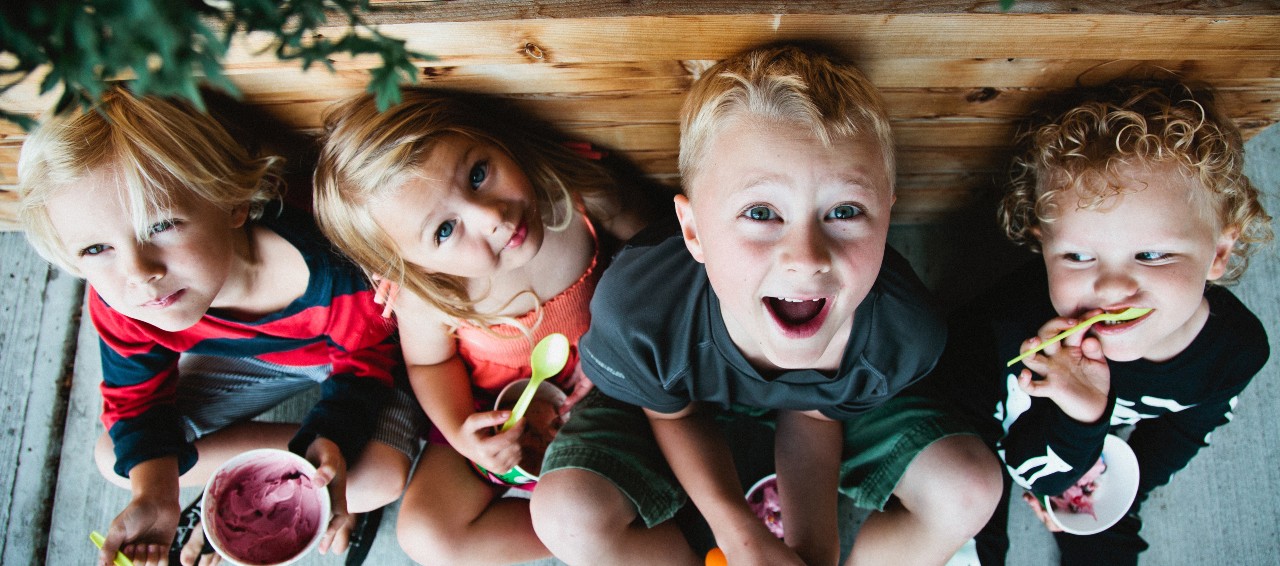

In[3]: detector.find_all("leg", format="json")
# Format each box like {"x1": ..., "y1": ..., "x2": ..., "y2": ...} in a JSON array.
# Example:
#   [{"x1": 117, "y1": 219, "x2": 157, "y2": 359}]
[
  {"x1": 531, "y1": 389, "x2": 698, "y2": 566},
  {"x1": 346, "y1": 440, "x2": 413, "y2": 513},
  {"x1": 775, "y1": 411, "x2": 841, "y2": 566},
  {"x1": 532, "y1": 468, "x2": 698, "y2": 566},
  {"x1": 974, "y1": 471, "x2": 1013, "y2": 566},
  {"x1": 395, "y1": 443, "x2": 549, "y2": 565},
  {"x1": 848, "y1": 435, "x2": 1001, "y2": 565}
]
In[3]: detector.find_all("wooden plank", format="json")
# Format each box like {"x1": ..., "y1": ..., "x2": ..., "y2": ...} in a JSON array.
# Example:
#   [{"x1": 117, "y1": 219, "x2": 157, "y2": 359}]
[
  {"x1": 0, "y1": 233, "x2": 82, "y2": 565},
  {"x1": 220, "y1": 14, "x2": 1280, "y2": 70},
  {"x1": 363, "y1": 1, "x2": 1280, "y2": 20}
]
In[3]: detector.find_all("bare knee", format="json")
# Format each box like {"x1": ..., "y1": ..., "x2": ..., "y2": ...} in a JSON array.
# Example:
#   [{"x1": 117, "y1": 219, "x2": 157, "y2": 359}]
[
  {"x1": 901, "y1": 435, "x2": 1003, "y2": 536},
  {"x1": 395, "y1": 495, "x2": 471, "y2": 564},
  {"x1": 530, "y1": 469, "x2": 636, "y2": 558},
  {"x1": 346, "y1": 441, "x2": 412, "y2": 513},
  {"x1": 95, "y1": 432, "x2": 130, "y2": 488}
]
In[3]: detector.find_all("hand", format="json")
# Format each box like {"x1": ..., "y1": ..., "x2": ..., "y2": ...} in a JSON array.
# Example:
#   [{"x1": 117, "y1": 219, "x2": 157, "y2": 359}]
[
  {"x1": 1016, "y1": 314, "x2": 1111, "y2": 423},
  {"x1": 305, "y1": 437, "x2": 354, "y2": 556},
  {"x1": 100, "y1": 493, "x2": 180, "y2": 566},
  {"x1": 718, "y1": 527, "x2": 806, "y2": 566},
  {"x1": 1021, "y1": 491, "x2": 1064, "y2": 533},
  {"x1": 455, "y1": 409, "x2": 524, "y2": 474},
  {"x1": 558, "y1": 362, "x2": 595, "y2": 414}
]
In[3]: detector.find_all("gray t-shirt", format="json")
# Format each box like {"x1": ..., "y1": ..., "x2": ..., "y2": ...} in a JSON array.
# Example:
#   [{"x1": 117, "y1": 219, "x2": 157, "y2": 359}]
[{"x1": 580, "y1": 228, "x2": 946, "y2": 421}]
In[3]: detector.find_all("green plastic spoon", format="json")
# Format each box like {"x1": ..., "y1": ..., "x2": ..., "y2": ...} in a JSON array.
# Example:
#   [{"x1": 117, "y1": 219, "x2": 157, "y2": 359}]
[
  {"x1": 90, "y1": 531, "x2": 135, "y2": 566},
  {"x1": 1006, "y1": 307, "x2": 1152, "y2": 367},
  {"x1": 500, "y1": 333, "x2": 571, "y2": 432}
]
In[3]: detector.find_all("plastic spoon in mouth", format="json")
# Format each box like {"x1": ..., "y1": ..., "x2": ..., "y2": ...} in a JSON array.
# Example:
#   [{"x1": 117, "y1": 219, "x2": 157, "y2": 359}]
[
  {"x1": 501, "y1": 333, "x2": 570, "y2": 432},
  {"x1": 1006, "y1": 307, "x2": 1151, "y2": 367}
]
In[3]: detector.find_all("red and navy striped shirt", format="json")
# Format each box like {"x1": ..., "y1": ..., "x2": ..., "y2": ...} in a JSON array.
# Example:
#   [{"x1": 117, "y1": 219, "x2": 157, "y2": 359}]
[{"x1": 91, "y1": 204, "x2": 402, "y2": 477}]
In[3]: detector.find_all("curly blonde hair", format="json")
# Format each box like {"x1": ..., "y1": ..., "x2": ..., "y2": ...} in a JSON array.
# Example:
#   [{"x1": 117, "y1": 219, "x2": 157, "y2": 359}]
[
  {"x1": 18, "y1": 86, "x2": 282, "y2": 276},
  {"x1": 1000, "y1": 79, "x2": 1273, "y2": 283},
  {"x1": 679, "y1": 44, "x2": 895, "y2": 193},
  {"x1": 313, "y1": 88, "x2": 626, "y2": 330}
]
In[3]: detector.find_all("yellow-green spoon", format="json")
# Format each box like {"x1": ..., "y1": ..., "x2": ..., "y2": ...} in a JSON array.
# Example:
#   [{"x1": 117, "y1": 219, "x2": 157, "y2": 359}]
[
  {"x1": 1006, "y1": 307, "x2": 1152, "y2": 367},
  {"x1": 90, "y1": 531, "x2": 135, "y2": 566},
  {"x1": 501, "y1": 333, "x2": 571, "y2": 432}
]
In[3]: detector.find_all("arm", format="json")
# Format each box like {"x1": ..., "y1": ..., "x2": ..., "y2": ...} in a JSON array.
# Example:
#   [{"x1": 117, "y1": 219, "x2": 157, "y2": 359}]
[
  {"x1": 647, "y1": 406, "x2": 804, "y2": 566},
  {"x1": 775, "y1": 410, "x2": 841, "y2": 566},
  {"x1": 1000, "y1": 315, "x2": 1113, "y2": 497},
  {"x1": 396, "y1": 291, "x2": 524, "y2": 473},
  {"x1": 97, "y1": 457, "x2": 181, "y2": 566}
]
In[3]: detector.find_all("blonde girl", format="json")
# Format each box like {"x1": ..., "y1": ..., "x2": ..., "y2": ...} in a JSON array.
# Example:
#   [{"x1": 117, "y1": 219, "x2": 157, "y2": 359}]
[{"x1": 314, "y1": 88, "x2": 650, "y2": 564}]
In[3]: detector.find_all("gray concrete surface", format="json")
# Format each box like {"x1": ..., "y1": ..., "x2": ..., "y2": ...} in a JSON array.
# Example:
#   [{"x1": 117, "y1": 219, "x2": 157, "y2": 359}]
[{"x1": 6, "y1": 123, "x2": 1279, "y2": 564}]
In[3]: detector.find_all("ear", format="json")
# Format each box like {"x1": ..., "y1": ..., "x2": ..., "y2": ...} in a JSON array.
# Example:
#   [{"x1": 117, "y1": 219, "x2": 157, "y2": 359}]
[
  {"x1": 1207, "y1": 225, "x2": 1239, "y2": 281},
  {"x1": 673, "y1": 194, "x2": 706, "y2": 264},
  {"x1": 229, "y1": 203, "x2": 250, "y2": 229}
]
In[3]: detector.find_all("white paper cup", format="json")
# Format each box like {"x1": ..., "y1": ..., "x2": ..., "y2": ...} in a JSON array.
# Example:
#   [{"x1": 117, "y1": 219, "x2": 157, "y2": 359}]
[
  {"x1": 202, "y1": 448, "x2": 330, "y2": 566},
  {"x1": 1045, "y1": 434, "x2": 1140, "y2": 536}
]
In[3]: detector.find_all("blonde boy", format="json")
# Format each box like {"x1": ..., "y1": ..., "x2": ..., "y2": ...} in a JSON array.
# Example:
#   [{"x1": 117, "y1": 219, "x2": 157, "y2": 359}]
[
  {"x1": 935, "y1": 79, "x2": 1273, "y2": 564},
  {"x1": 18, "y1": 87, "x2": 420, "y2": 566},
  {"x1": 532, "y1": 45, "x2": 1001, "y2": 565}
]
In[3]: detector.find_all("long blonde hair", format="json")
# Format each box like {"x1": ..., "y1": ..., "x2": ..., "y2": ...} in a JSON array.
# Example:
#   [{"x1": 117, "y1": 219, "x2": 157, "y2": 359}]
[
  {"x1": 314, "y1": 89, "x2": 625, "y2": 329},
  {"x1": 18, "y1": 86, "x2": 282, "y2": 275}
]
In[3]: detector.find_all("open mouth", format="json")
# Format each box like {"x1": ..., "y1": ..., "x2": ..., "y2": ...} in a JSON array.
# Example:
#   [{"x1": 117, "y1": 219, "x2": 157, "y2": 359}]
[
  {"x1": 1091, "y1": 308, "x2": 1151, "y2": 335},
  {"x1": 764, "y1": 297, "x2": 828, "y2": 338}
]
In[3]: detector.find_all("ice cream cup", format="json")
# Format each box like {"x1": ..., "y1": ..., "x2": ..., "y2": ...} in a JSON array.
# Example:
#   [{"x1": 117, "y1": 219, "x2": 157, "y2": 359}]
[
  {"x1": 478, "y1": 378, "x2": 569, "y2": 486},
  {"x1": 1044, "y1": 434, "x2": 1140, "y2": 536},
  {"x1": 745, "y1": 473, "x2": 784, "y2": 539},
  {"x1": 202, "y1": 448, "x2": 330, "y2": 566}
]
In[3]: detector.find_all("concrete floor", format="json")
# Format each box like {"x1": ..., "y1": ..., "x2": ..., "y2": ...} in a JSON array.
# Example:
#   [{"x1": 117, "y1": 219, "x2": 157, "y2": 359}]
[{"x1": 4, "y1": 124, "x2": 1279, "y2": 565}]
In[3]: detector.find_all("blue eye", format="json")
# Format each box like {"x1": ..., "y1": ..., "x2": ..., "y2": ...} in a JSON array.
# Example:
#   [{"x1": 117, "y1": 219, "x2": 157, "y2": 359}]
[
  {"x1": 80, "y1": 244, "x2": 108, "y2": 257},
  {"x1": 1136, "y1": 252, "x2": 1170, "y2": 262},
  {"x1": 745, "y1": 205, "x2": 776, "y2": 221},
  {"x1": 827, "y1": 204, "x2": 862, "y2": 220},
  {"x1": 435, "y1": 220, "x2": 456, "y2": 244},
  {"x1": 147, "y1": 220, "x2": 176, "y2": 237},
  {"x1": 469, "y1": 162, "x2": 488, "y2": 189},
  {"x1": 1063, "y1": 252, "x2": 1095, "y2": 263}
]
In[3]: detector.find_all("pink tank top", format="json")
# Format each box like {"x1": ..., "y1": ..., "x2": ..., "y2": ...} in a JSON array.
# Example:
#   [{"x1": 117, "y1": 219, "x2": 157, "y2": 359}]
[{"x1": 455, "y1": 218, "x2": 599, "y2": 398}]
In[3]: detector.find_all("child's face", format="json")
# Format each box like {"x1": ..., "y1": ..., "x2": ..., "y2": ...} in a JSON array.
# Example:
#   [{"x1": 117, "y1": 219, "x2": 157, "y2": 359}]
[
  {"x1": 369, "y1": 134, "x2": 543, "y2": 279},
  {"x1": 1039, "y1": 161, "x2": 1236, "y2": 362},
  {"x1": 675, "y1": 117, "x2": 895, "y2": 372},
  {"x1": 46, "y1": 168, "x2": 249, "y2": 332}
]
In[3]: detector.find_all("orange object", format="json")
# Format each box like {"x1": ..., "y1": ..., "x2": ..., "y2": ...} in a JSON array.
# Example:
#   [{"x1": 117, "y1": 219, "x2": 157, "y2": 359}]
[{"x1": 705, "y1": 547, "x2": 727, "y2": 566}]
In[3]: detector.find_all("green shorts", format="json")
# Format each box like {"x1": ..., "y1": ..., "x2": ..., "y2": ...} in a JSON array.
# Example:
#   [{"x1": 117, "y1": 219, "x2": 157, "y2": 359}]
[{"x1": 541, "y1": 389, "x2": 975, "y2": 527}]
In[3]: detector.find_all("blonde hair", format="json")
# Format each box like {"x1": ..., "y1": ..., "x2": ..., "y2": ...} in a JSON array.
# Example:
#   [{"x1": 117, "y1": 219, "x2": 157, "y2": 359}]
[
  {"x1": 314, "y1": 88, "x2": 625, "y2": 329},
  {"x1": 678, "y1": 44, "x2": 895, "y2": 193},
  {"x1": 1000, "y1": 79, "x2": 1273, "y2": 283},
  {"x1": 17, "y1": 86, "x2": 283, "y2": 275}
]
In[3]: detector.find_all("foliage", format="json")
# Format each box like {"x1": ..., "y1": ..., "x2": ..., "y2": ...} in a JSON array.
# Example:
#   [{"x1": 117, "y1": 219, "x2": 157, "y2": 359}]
[{"x1": 0, "y1": 0, "x2": 432, "y2": 130}]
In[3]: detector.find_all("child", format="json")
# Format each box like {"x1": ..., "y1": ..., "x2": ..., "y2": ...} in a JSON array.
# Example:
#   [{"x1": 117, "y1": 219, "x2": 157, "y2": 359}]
[
  {"x1": 530, "y1": 44, "x2": 1002, "y2": 566},
  {"x1": 16, "y1": 87, "x2": 422, "y2": 566},
  {"x1": 312, "y1": 88, "x2": 651, "y2": 565},
  {"x1": 933, "y1": 79, "x2": 1272, "y2": 564}
]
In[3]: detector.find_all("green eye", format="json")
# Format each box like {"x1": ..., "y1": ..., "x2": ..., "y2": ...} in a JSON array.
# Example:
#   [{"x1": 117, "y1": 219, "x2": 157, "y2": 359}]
[
  {"x1": 828, "y1": 205, "x2": 861, "y2": 220},
  {"x1": 746, "y1": 206, "x2": 776, "y2": 221}
]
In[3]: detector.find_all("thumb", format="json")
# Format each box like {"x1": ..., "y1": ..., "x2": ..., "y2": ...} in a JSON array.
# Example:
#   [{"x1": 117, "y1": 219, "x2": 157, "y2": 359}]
[
  {"x1": 313, "y1": 461, "x2": 336, "y2": 489},
  {"x1": 99, "y1": 525, "x2": 127, "y2": 566}
]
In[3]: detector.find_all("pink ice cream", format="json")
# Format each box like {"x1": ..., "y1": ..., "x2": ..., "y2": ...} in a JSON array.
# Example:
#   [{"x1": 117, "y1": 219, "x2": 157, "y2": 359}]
[
  {"x1": 1049, "y1": 457, "x2": 1107, "y2": 519},
  {"x1": 207, "y1": 455, "x2": 325, "y2": 565},
  {"x1": 746, "y1": 475, "x2": 784, "y2": 539}
]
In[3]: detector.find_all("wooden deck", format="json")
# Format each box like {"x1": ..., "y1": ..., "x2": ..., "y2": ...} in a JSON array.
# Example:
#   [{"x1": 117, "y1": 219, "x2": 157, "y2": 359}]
[{"x1": 0, "y1": 123, "x2": 1273, "y2": 565}]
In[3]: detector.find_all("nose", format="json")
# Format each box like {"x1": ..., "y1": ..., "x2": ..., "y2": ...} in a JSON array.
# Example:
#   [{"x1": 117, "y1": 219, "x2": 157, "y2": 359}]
[
  {"x1": 1093, "y1": 263, "x2": 1139, "y2": 304},
  {"x1": 464, "y1": 195, "x2": 508, "y2": 235},
  {"x1": 122, "y1": 244, "x2": 165, "y2": 286},
  {"x1": 780, "y1": 220, "x2": 832, "y2": 275}
]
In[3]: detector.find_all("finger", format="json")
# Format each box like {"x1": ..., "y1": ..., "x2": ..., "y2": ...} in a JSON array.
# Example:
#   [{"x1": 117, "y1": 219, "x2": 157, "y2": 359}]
[
  {"x1": 471, "y1": 410, "x2": 515, "y2": 431},
  {"x1": 141, "y1": 543, "x2": 165, "y2": 566},
  {"x1": 1017, "y1": 369, "x2": 1052, "y2": 398},
  {"x1": 101, "y1": 524, "x2": 130, "y2": 566},
  {"x1": 561, "y1": 381, "x2": 593, "y2": 414},
  {"x1": 330, "y1": 515, "x2": 354, "y2": 555},
  {"x1": 1081, "y1": 336, "x2": 1106, "y2": 362}
]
